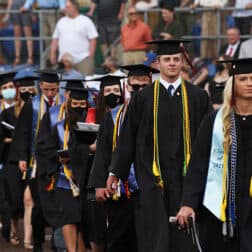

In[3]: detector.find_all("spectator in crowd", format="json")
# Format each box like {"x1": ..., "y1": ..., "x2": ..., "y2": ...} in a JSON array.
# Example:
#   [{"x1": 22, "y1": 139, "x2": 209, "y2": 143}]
[
  {"x1": 121, "y1": 6, "x2": 152, "y2": 65},
  {"x1": 219, "y1": 26, "x2": 241, "y2": 59},
  {"x1": 204, "y1": 55, "x2": 230, "y2": 110},
  {"x1": 20, "y1": 0, "x2": 66, "y2": 50},
  {"x1": 102, "y1": 56, "x2": 126, "y2": 76},
  {"x1": 238, "y1": 38, "x2": 252, "y2": 58},
  {"x1": 133, "y1": 0, "x2": 158, "y2": 10},
  {"x1": 191, "y1": 57, "x2": 209, "y2": 88},
  {"x1": 233, "y1": 0, "x2": 252, "y2": 35},
  {"x1": 191, "y1": 0, "x2": 228, "y2": 60},
  {"x1": 178, "y1": 0, "x2": 195, "y2": 36},
  {"x1": 5, "y1": 0, "x2": 33, "y2": 65},
  {"x1": 143, "y1": 51, "x2": 160, "y2": 80},
  {"x1": 50, "y1": 0, "x2": 98, "y2": 75},
  {"x1": 153, "y1": 3, "x2": 184, "y2": 39},
  {"x1": 58, "y1": 52, "x2": 84, "y2": 95},
  {"x1": 87, "y1": 0, "x2": 126, "y2": 58}
]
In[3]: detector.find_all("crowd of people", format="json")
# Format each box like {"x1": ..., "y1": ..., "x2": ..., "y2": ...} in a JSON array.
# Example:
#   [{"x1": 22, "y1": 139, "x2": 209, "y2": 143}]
[{"x1": 0, "y1": 0, "x2": 252, "y2": 252}]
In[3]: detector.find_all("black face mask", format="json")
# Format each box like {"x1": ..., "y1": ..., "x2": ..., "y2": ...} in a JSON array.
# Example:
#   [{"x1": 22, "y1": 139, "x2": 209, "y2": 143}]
[
  {"x1": 72, "y1": 107, "x2": 85, "y2": 116},
  {"x1": 20, "y1": 92, "x2": 34, "y2": 102},
  {"x1": 104, "y1": 93, "x2": 122, "y2": 109},
  {"x1": 216, "y1": 63, "x2": 225, "y2": 72}
]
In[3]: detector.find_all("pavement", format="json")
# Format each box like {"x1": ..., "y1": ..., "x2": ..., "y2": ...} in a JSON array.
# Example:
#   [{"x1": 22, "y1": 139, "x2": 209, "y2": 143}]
[{"x1": 0, "y1": 221, "x2": 53, "y2": 252}]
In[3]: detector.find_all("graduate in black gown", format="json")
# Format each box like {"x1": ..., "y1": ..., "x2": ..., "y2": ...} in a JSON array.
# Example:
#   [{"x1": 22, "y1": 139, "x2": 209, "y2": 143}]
[
  {"x1": 0, "y1": 70, "x2": 37, "y2": 246},
  {"x1": 177, "y1": 58, "x2": 252, "y2": 252},
  {"x1": 0, "y1": 71, "x2": 18, "y2": 244},
  {"x1": 89, "y1": 66, "x2": 159, "y2": 252},
  {"x1": 106, "y1": 40, "x2": 211, "y2": 252},
  {"x1": 36, "y1": 87, "x2": 92, "y2": 252},
  {"x1": 12, "y1": 69, "x2": 65, "y2": 251}
]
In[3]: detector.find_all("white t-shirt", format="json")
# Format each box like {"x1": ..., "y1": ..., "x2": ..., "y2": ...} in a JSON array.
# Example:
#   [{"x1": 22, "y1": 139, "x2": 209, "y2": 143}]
[
  {"x1": 53, "y1": 15, "x2": 98, "y2": 64},
  {"x1": 233, "y1": 0, "x2": 252, "y2": 18}
]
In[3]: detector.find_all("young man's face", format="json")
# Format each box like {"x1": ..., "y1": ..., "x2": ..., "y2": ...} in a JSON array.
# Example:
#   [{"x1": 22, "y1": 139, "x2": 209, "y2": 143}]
[
  {"x1": 40, "y1": 82, "x2": 59, "y2": 101},
  {"x1": 127, "y1": 76, "x2": 151, "y2": 93},
  {"x1": 157, "y1": 54, "x2": 183, "y2": 80}
]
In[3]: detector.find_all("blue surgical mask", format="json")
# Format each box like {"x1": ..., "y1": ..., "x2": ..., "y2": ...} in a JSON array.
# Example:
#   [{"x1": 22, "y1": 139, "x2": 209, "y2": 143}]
[{"x1": 2, "y1": 88, "x2": 16, "y2": 99}]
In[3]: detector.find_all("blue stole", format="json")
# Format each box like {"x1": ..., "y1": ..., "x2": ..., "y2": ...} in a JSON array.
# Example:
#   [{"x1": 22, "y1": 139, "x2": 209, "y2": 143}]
[
  {"x1": 56, "y1": 120, "x2": 72, "y2": 190},
  {"x1": 111, "y1": 105, "x2": 139, "y2": 193},
  {"x1": 49, "y1": 104, "x2": 65, "y2": 128},
  {"x1": 203, "y1": 108, "x2": 228, "y2": 220}
]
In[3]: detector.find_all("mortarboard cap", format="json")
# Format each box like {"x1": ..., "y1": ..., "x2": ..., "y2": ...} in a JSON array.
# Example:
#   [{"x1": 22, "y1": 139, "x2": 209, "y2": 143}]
[
  {"x1": 14, "y1": 68, "x2": 38, "y2": 87},
  {"x1": 68, "y1": 87, "x2": 89, "y2": 100},
  {"x1": 120, "y1": 64, "x2": 159, "y2": 77},
  {"x1": 217, "y1": 58, "x2": 252, "y2": 106},
  {"x1": 145, "y1": 39, "x2": 191, "y2": 56},
  {"x1": 0, "y1": 71, "x2": 17, "y2": 86},
  {"x1": 218, "y1": 58, "x2": 252, "y2": 75},
  {"x1": 61, "y1": 79, "x2": 85, "y2": 90},
  {"x1": 36, "y1": 69, "x2": 63, "y2": 83},
  {"x1": 90, "y1": 75, "x2": 125, "y2": 89}
]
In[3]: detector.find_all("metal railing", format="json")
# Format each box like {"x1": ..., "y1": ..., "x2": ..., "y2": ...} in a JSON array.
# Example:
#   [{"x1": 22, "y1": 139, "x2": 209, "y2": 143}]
[{"x1": 0, "y1": 7, "x2": 251, "y2": 67}]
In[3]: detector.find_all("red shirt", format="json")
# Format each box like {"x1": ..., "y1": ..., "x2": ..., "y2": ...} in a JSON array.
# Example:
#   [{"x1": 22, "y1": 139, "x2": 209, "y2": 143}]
[{"x1": 121, "y1": 20, "x2": 152, "y2": 51}]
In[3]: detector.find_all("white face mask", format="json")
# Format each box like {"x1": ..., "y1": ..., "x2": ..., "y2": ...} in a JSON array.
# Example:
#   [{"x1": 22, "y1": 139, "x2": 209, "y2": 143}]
[{"x1": 2, "y1": 88, "x2": 16, "y2": 99}]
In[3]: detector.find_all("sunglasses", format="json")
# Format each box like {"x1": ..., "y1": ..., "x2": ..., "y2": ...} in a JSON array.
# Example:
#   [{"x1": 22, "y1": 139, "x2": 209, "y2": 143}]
[{"x1": 129, "y1": 84, "x2": 148, "y2": 91}]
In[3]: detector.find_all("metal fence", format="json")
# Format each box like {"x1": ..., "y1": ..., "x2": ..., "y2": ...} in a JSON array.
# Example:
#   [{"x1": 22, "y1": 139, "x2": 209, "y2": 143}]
[{"x1": 0, "y1": 7, "x2": 251, "y2": 67}]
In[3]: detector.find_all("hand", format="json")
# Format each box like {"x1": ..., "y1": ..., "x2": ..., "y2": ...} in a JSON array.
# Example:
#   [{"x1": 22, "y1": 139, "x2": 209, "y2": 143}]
[
  {"x1": 160, "y1": 32, "x2": 172, "y2": 40},
  {"x1": 4, "y1": 137, "x2": 12, "y2": 143},
  {"x1": 19, "y1": 6, "x2": 27, "y2": 13},
  {"x1": 50, "y1": 54, "x2": 57, "y2": 65},
  {"x1": 59, "y1": 157, "x2": 70, "y2": 164},
  {"x1": 19, "y1": 160, "x2": 27, "y2": 172},
  {"x1": 118, "y1": 12, "x2": 123, "y2": 21},
  {"x1": 87, "y1": 11, "x2": 93, "y2": 17},
  {"x1": 106, "y1": 174, "x2": 119, "y2": 195},
  {"x1": 245, "y1": 3, "x2": 252, "y2": 9},
  {"x1": 95, "y1": 188, "x2": 110, "y2": 202},
  {"x1": 2, "y1": 14, "x2": 9, "y2": 23},
  {"x1": 190, "y1": 3, "x2": 197, "y2": 9},
  {"x1": 176, "y1": 206, "x2": 195, "y2": 228}
]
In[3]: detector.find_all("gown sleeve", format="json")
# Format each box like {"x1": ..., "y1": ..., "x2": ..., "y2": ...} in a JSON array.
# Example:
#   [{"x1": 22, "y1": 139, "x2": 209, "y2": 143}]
[
  {"x1": 109, "y1": 94, "x2": 142, "y2": 181},
  {"x1": 11, "y1": 101, "x2": 33, "y2": 162},
  {"x1": 88, "y1": 113, "x2": 113, "y2": 189},
  {"x1": 181, "y1": 111, "x2": 216, "y2": 211}
]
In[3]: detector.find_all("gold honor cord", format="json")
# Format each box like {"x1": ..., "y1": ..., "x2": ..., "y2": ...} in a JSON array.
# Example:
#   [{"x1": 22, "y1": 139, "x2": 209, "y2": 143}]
[
  {"x1": 250, "y1": 177, "x2": 252, "y2": 198},
  {"x1": 58, "y1": 102, "x2": 66, "y2": 121},
  {"x1": 221, "y1": 148, "x2": 228, "y2": 222},
  {"x1": 63, "y1": 123, "x2": 80, "y2": 197},
  {"x1": 1, "y1": 100, "x2": 5, "y2": 112},
  {"x1": 152, "y1": 79, "x2": 191, "y2": 188}
]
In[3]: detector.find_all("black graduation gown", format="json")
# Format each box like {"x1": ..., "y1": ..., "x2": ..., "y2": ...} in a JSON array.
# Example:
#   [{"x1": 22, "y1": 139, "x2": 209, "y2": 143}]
[
  {"x1": 0, "y1": 106, "x2": 24, "y2": 217},
  {"x1": 88, "y1": 110, "x2": 137, "y2": 252},
  {"x1": 182, "y1": 111, "x2": 252, "y2": 252},
  {"x1": 36, "y1": 120, "x2": 90, "y2": 228},
  {"x1": 110, "y1": 81, "x2": 211, "y2": 252}
]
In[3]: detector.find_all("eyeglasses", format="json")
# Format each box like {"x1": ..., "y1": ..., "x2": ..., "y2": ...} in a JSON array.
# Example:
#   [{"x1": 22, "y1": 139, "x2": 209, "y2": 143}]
[
  {"x1": 129, "y1": 84, "x2": 149, "y2": 91},
  {"x1": 128, "y1": 12, "x2": 137, "y2": 16}
]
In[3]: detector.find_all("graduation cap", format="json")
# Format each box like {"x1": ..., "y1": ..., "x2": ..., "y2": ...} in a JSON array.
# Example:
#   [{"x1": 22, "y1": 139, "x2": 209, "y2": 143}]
[
  {"x1": 90, "y1": 75, "x2": 125, "y2": 89},
  {"x1": 145, "y1": 39, "x2": 191, "y2": 56},
  {"x1": 0, "y1": 71, "x2": 17, "y2": 86},
  {"x1": 217, "y1": 57, "x2": 252, "y2": 105},
  {"x1": 14, "y1": 68, "x2": 38, "y2": 87},
  {"x1": 120, "y1": 64, "x2": 159, "y2": 77},
  {"x1": 67, "y1": 87, "x2": 89, "y2": 100},
  {"x1": 36, "y1": 69, "x2": 63, "y2": 83},
  {"x1": 61, "y1": 79, "x2": 85, "y2": 90}
]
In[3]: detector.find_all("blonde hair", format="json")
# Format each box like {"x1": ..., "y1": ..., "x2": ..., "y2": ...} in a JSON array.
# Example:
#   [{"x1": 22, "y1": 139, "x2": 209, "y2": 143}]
[{"x1": 222, "y1": 76, "x2": 234, "y2": 151}]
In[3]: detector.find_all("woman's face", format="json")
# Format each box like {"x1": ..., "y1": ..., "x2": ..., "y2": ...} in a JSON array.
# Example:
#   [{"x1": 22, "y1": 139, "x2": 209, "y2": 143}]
[
  {"x1": 103, "y1": 85, "x2": 121, "y2": 97},
  {"x1": 235, "y1": 73, "x2": 252, "y2": 100}
]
